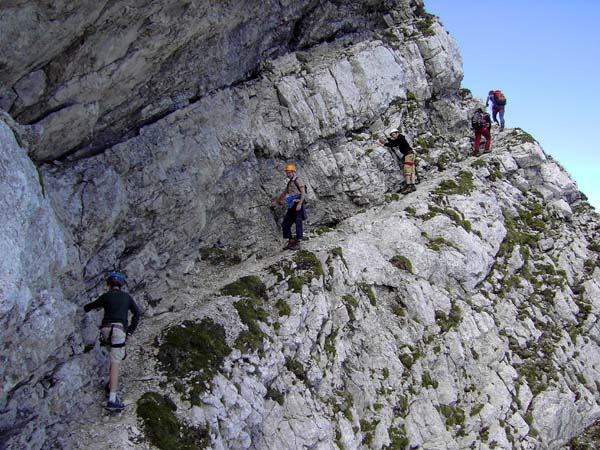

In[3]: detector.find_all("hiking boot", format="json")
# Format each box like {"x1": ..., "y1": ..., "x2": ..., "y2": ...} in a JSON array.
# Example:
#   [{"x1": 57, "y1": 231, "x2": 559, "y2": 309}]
[
  {"x1": 106, "y1": 398, "x2": 125, "y2": 412},
  {"x1": 286, "y1": 239, "x2": 298, "y2": 250},
  {"x1": 483, "y1": 149, "x2": 491, "y2": 154},
  {"x1": 409, "y1": 185, "x2": 416, "y2": 192},
  {"x1": 473, "y1": 151, "x2": 479, "y2": 157},
  {"x1": 104, "y1": 381, "x2": 110, "y2": 397}
]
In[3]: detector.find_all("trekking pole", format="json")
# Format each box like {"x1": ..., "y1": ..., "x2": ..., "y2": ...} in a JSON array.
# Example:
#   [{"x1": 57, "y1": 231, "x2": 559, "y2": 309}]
[{"x1": 248, "y1": 204, "x2": 272, "y2": 210}]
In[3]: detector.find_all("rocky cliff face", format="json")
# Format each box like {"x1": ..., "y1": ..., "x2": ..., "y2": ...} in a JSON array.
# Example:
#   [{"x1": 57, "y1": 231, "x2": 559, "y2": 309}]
[{"x1": 1, "y1": 1, "x2": 599, "y2": 449}]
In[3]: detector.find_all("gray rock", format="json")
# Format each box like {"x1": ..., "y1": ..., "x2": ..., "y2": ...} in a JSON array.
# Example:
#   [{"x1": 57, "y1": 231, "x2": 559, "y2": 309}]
[{"x1": 1, "y1": 2, "x2": 599, "y2": 450}]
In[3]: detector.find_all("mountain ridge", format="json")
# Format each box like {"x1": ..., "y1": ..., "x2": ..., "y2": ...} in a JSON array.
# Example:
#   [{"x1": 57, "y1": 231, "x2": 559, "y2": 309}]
[{"x1": 1, "y1": 1, "x2": 599, "y2": 449}]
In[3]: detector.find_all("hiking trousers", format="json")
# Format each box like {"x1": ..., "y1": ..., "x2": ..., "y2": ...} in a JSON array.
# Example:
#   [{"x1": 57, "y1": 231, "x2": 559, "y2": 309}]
[
  {"x1": 403, "y1": 153, "x2": 416, "y2": 185},
  {"x1": 282, "y1": 204, "x2": 305, "y2": 240},
  {"x1": 474, "y1": 127, "x2": 491, "y2": 153},
  {"x1": 492, "y1": 106, "x2": 505, "y2": 128}
]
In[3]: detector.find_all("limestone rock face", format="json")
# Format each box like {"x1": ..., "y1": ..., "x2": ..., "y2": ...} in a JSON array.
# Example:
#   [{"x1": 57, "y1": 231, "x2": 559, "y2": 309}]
[
  {"x1": 0, "y1": 114, "x2": 103, "y2": 449},
  {"x1": 0, "y1": 0, "x2": 416, "y2": 161},
  {"x1": 1, "y1": 1, "x2": 599, "y2": 450}
]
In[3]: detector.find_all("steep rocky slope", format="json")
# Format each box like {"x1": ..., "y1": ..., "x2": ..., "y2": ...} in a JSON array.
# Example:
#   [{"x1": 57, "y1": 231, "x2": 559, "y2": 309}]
[{"x1": 1, "y1": 1, "x2": 599, "y2": 449}]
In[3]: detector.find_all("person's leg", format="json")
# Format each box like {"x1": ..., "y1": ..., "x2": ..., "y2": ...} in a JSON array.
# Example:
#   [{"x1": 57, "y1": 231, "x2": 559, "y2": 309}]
[
  {"x1": 474, "y1": 131, "x2": 482, "y2": 154},
  {"x1": 107, "y1": 326, "x2": 126, "y2": 407},
  {"x1": 483, "y1": 128, "x2": 491, "y2": 151},
  {"x1": 403, "y1": 154, "x2": 416, "y2": 187},
  {"x1": 492, "y1": 107, "x2": 499, "y2": 124},
  {"x1": 294, "y1": 207, "x2": 303, "y2": 242},
  {"x1": 499, "y1": 108, "x2": 505, "y2": 129},
  {"x1": 108, "y1": 362, "x2": 120, "y2": 400},
  {"x1": 282, "y1": 209, "x2": 294, "y2": 240}
]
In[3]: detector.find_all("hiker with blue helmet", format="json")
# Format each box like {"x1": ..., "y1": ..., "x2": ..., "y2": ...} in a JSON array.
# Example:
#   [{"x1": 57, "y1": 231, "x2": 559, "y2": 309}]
[
  {"x1": 84, "y1": 271, "x2": 141, "y2": 411},
  {"x1": 271, "y1": 164, "x2": 306, "y2": 250}
]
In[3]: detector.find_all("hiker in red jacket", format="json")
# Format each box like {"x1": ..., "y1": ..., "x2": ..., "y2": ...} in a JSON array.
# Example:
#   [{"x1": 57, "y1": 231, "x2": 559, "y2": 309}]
[
  {"x1": 471, "y1": 108, "x2": 492, "y2": 156},
  {"x1": 486, "y1": 90, "x2": 506, "y2": 131}
]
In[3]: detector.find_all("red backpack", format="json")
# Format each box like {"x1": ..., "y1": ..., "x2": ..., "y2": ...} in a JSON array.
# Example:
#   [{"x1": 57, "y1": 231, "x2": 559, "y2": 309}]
[{"x1": 494, "y1": 90, "x2": 507, "y2": 105}]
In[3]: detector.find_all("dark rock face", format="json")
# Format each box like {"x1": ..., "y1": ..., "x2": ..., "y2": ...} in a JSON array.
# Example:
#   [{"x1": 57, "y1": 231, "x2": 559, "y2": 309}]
[{"x1": 0, "y1": 0, "x2": 404, "y2": 161}]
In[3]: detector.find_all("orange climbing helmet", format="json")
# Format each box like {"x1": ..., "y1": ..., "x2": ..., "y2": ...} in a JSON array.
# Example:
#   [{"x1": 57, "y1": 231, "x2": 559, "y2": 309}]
[{"x1": 284, "y1": 164, "x2": 297, "y2": 172}]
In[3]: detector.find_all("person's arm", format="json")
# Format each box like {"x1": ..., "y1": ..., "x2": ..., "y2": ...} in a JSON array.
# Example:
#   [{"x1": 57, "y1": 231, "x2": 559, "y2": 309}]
[
  {"x1": 127, "y1": 298, "x2": 141, "y2": 336},
  {"x1": 84, "y1": 297, "x2": 103, "y2": 313},
  {"x1": 295, "y1": 185, "x2": 305, "y2": 211},
  {"x1": 271, "y1": 190, "x2": 286, "y2": 206}
]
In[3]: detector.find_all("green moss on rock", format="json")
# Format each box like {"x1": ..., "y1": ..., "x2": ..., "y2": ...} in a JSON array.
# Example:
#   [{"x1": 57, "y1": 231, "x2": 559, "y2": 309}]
[
  {"x1": 234, "y1": 298, "x2": 268, "y2": 353},
  {"x1": 156, "y1": 319, "x2": 231, "y2": 402},
  {"x1": 275, "y1": 299, "x2": 291, "y2": 317},
  {"x1": 266, "y1": 387, "x2": 285, "y2": 405},
  {"x1": 285, "y1": 357, "x2": 307, "y2": 382},
  {"x1": 285, "y1": 250, "x2": 324, "y2": 292},
  {"x1": 432, "y1": 171, "x2": 474, "y2": 197},
  {"x1": 294, "y1": 250, "x2": 323, "y2": 279},
  {"x1": 137, "y1": 392, "x2": 210, "y2": 450},
  {"x1": 390, "y1": 255, "x2": 413, "y2": 273},
  {"x1": 287, "y1": 275, "x2": 305, "y2": 293},
  {"x1": 435, "y1": 304, "x2": 462, "y2": 332},
  {"x1": 221, "y1": 275, "x2": 267, "y2": 302},
  {"x1": 437, "y1": 404, "x2": 466, "y2": 429},
  {"x1": 359, "y1": 283, "x2": 377, "y2": 306},
  {"x1": 511, "y1": 128, "x2": 537, "y2": 143},
  {"x1": 388, "y1": 424, "x2": 410, "y2": 449}
]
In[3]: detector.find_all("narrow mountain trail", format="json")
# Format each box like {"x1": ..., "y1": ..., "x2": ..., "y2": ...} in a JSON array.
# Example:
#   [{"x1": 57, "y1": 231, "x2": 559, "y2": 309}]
[{"x1": 65, "y1": 127, "x2": 522, "y2": 449}]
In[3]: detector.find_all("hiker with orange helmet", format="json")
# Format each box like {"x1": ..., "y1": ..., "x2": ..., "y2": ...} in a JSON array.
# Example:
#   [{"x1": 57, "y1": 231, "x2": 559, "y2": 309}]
[
  {"x1": 486, "y1": 90, "x2": 507, "y2": 131},
  {"x1": 271, "y1": 164, "x2": 306, "y2": 250}
]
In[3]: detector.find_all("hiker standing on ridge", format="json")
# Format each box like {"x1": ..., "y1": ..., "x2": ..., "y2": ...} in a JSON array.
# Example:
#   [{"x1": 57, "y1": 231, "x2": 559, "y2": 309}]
[
  {"x1": 471, "y1": 107, "x2": 492, "y2": 156},
  {"x1": 378, "y1": 128, "x2": 416, "y2": 193},
  {"x1": 486, "y1": 89, "x2": 507, "y2": 131},
  {"x1": 271, "y1": 164, "x2": 306, "y2": 251},
  {"x1": 84, "y1": 271, "x2": 141, "y2": 411}
]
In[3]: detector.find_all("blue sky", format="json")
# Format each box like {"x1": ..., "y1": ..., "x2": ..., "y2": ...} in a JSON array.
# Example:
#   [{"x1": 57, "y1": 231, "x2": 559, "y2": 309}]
[{"x1": 425, "y1": 0, "x2": 600, "y2": 211}]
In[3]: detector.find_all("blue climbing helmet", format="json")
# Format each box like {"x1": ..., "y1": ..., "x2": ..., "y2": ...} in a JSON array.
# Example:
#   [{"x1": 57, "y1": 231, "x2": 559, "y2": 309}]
[{"x1": 107, "y1": 271, "x2": 126, "y2": 287}]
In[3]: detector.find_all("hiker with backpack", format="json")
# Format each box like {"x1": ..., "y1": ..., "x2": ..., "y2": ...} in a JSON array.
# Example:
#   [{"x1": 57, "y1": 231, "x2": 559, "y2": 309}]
[
  {"x1": 84, "y1": 272, "x2": 141, "y2": 411},
  {"x1": 471, "y1": 107, "x2": 492, "y2": 156},
  {"x1": 271, "y1": 164, "x2": 306, "y2": 250},
  {"x1": 486, "y1": 90, "x2": 507, "y2": 131},
  {"x1": 378, "y1": 128, "x2": 417, "y2": 193}
]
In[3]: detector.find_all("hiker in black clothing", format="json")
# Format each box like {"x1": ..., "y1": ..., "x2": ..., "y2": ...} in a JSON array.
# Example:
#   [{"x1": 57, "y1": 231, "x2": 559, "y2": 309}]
[
  {"x1": 378, "y1": 128, "x2": 416, "y2": 193},
  {"x1": 471, "y1": 108, "x2": 492, "y2": 155},
  {"x1": 271, "y1": 164, "x2": 306, "y2": 250},
  {"x1": 84, "y1": 271, "x2": 140, "y2": 411}
]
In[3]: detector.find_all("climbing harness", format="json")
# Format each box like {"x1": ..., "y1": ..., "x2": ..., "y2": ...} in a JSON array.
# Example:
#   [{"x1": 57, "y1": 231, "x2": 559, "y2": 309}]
[{"x1": 99, "y1": 323, "x2": 127, "y2": 360}]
